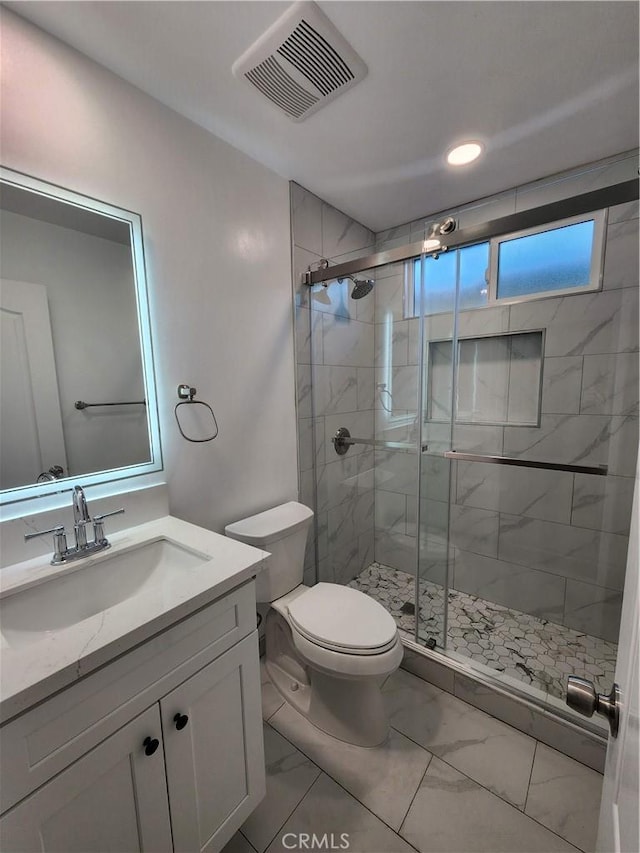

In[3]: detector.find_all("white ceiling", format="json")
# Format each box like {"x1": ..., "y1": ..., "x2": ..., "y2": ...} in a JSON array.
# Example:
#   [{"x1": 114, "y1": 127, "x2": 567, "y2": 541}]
[{"x1": 6, "y1": 1, "x2": 639, "y2": 231}]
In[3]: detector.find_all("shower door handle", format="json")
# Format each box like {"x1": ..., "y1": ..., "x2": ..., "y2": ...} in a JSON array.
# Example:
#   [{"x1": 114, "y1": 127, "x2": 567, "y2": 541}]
[{"x1": 566, "y1": 676, "x2": 620, "y2": 737}]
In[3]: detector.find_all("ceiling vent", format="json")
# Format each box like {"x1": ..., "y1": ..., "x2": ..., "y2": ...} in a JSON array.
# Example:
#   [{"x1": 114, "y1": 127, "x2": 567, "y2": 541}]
[{"x1": 232, "y1": 1, "x2": 367, "y2": 122}]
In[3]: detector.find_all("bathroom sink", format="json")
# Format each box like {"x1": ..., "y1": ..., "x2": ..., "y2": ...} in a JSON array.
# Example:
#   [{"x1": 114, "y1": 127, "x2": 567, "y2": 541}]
[{"x1": 0, "y1": 538, "x2": 208, "y2": 647}]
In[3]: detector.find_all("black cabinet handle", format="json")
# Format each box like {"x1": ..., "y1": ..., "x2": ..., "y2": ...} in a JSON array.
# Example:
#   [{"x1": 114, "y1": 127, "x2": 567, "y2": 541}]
[
  {"x1": 174, "y1": 712, "x2": 189, "y2": 731},
  {"x1": 143, "y1": 736, "x2": 159, "y2": 756}
]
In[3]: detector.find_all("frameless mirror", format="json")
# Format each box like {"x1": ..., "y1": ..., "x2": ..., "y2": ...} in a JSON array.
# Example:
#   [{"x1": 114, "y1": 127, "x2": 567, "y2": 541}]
[{"x1": 0, "y1": 167, "x2": 162, "y2": 504}]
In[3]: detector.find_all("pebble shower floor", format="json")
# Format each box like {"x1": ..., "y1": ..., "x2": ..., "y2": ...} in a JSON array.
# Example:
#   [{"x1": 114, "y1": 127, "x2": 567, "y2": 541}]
[{"x1": 349, "y1": 562, "x2": 617, "y2": 701}]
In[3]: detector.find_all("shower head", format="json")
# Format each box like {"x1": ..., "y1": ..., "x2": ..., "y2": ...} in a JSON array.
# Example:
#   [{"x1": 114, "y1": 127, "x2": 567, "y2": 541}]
[{"x1": 339, "y1": 275, "x2": 375, "y2": 299}]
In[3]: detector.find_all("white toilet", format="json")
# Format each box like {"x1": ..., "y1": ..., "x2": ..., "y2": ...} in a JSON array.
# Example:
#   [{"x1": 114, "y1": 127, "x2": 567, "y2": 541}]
[{"x1": 225, "y1": 501, "x2": 403, "y2": 747}]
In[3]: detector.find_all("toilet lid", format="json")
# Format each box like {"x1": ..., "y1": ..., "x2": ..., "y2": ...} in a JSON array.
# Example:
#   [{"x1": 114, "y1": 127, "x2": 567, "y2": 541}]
[{"x1": 287, "y1": 583, "x2": 398, "y2": 654}]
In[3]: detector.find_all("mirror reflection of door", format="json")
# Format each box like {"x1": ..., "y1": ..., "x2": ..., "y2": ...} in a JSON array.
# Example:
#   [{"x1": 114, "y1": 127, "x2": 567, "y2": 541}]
[{"x1": 0, "y1": 279, "x2": 68, "y2": 489}]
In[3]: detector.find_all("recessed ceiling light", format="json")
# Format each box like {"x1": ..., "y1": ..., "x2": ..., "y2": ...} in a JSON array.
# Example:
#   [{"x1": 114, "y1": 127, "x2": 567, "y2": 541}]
[{"x1": 446, "y1": 142, "x2": 483, "y2": 166}]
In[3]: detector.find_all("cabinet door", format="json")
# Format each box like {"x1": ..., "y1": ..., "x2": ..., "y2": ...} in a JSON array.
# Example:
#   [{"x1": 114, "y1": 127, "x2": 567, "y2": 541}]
[
  {"x1": 0, "y1": 706, "x2": 172, "y2": 853},
  {"x1": 162, "y1": 631, "x2": 266, "y2": 853}
]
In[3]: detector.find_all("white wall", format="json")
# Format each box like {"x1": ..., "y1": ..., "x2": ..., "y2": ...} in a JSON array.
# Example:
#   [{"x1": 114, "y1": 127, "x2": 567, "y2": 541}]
[{"x1": 0, "y1": 8, "x2": 298, "y2": 532}]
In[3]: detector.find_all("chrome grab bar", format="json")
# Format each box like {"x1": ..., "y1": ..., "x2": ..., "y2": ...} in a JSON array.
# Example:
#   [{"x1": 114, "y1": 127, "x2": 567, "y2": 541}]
[
  {"x1": 443, "y1": 450, "x2": 608, "y2": 476},
  {"x1": 333, "y1": 427, "x2": 428, "y2": 456}
]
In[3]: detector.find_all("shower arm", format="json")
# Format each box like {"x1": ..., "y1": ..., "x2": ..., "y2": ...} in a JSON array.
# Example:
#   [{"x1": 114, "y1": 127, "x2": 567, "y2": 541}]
[{"x1": 333, "y1": 427, "x2": 428, "y2": 456}]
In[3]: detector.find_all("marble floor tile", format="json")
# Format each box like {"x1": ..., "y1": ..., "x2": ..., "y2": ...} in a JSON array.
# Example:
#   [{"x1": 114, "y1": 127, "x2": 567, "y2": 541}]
[
  {"x1": 400, "y1": 756, "x2": 579, "y2": 853},
  {"x1": 261, "y1": 661, "x2": 285, "y2": 721},
  {"x1": 265, "y1": 773, "x2": 416, "y2": 853},
  {"x1": 241, "y1": 725, "x2": 321, "y2": 853},
  {"x1": 525, "y1": 743, "x2": 603, "y2": 852},
  {"x1": 223, "y1": 832, "x2": 258, "y2": 853},
  {"x1": 269, "y1": 701, "x2": 432, "y2": 831},
  {"x1": 350, "y1": 563, "x2": 617, "y2": 701},
  {"x1": 383, "y1": 669, "x2": 536, "y2": 808}
]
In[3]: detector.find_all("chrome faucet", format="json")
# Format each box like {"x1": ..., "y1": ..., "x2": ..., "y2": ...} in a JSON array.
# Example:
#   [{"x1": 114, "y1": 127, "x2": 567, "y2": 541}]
[
  {"x1": 24, "y1": 485, "x2": 125, "y2": 565},
  {"x1": 72, "y1": 485, "x2": 91, "y2": 548}
]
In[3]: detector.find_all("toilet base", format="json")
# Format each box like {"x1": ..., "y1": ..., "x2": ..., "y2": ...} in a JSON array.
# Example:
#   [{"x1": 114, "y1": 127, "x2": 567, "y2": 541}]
[{"x1": 265, "y1": 610, "x2": 393, "y2": 748}]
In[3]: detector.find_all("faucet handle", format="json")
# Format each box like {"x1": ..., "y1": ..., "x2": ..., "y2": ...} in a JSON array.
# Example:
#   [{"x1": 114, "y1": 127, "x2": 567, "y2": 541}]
[
  {"x1": 24, "y1": 525, "x2": 68, "y2": 564},
  {"x1": 24, "y1": 524, "x2": 65, "y2": 541},
  {"x1": 93, "y1": 509, "x2": 125, "y2": 546},
  {"x1": 92, "y1": 508, "x2": 125, "y2": 523}
]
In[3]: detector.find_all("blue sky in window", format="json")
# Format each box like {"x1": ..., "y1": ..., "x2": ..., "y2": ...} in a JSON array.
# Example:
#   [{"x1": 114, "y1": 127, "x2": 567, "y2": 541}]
[
  {"x1": 497, "y1": 220, "x2": 594, "y2": 297},
  {"x1": 415, "y1": 242, "x2": 489, "y2": 314}
]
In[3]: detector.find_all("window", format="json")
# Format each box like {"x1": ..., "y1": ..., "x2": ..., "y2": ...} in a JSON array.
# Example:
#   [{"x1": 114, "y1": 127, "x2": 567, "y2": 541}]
[{"x1": 407, "y1": 210, "x2": 606, "y2": 317}]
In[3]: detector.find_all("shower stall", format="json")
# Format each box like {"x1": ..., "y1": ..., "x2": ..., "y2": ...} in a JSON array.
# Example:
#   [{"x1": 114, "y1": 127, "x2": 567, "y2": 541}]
[{"x1": 293, "y1": 173, "x2": 638, "y2": 736}]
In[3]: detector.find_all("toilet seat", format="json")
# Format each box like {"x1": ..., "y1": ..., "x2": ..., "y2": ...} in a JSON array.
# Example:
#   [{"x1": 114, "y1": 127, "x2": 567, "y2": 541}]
[{"x1": 287, "y1": 583, "x2": 398, "y2": 656}]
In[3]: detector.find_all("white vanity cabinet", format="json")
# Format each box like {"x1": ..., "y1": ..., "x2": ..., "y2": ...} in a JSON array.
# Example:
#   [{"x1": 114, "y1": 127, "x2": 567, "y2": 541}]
[{"x1": 0, "y1": 579, "x2": 266, "y2": 853}]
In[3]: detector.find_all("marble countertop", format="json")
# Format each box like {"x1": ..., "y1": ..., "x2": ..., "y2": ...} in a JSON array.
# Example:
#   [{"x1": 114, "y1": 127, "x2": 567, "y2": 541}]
[{"x1": 0, "y1": 516, "x2": 268, "y2": 723}]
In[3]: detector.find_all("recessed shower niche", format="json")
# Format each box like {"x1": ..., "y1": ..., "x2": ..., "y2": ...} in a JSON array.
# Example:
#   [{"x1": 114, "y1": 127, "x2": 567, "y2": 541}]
[{"x1": 428, "y1": 330, "x2": 544, "y2": 426}]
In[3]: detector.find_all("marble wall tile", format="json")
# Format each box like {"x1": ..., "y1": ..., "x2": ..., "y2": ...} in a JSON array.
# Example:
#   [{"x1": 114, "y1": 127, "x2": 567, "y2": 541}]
[
  {"x1": 374, "y1": 271, "x2": 406, "y2": 322},
  {"x1": 580, "y1": 352, "x2": 639, "y2": 416},
  {"x1": 297, "y1": 418, "x2": 314, "y2": 473},
  {"x1": 421, "y1": 453, "x2": 453, "y2": 503},
  {"x1": 457, "y1": 336, "x2": 510, "y2": 423},
  {"x1": 241, "y1": 724, "x2": 320, "y2": 853},
  {"x1": 322, "y1": 314, "x2": 374, "y2": 368},
  {"x1": 608, "y1": 200, "x2": 640, "y2": 224},
  {"x1": 602, "y1": 218, "x2": 639, "y2": 290},
  {"x1": 427, "y1": 340, "x2": 453, "y2": 420},
  {"x1": 312, "y1": 365, "x2": 358, "y2": 415},
  {"x1": 401, "y1": 755, "x2": 577, "y2": 853},
  {"x1": 571, "y1": 473, "x2": 635, "y2": 534},
  {"x1": 323, "y1": 410, "x2": 374, "y2": 461},
  {"x1": 541, "y1": 356, "x2": 584, "y2": 414},
  {"x1": 422, "y1": 311, "x2": 456, "y2": 342},
  {"x1": 316, "y1": 455, "x2": 359, "y2": 514},
  {"x1": 358, "y1": 530, "x2": 375, "y2": 571},
  {"x1": 296, "y1": 364, "x2": 312, "y2": 418},
  {"x1": 458, "y1": 305, "x2": 510, "y2": 338},
  {"x1": 309, "y1": 278, "x2": 353, "y2": 319},
  {"x1": 452, "y1": 422, "x2": 504, "y2": 455},
  {"x1": 406, "y1": 496, "x2": 449, "y2": 542},
  {"x1": 503, "y1": 413, "x2": 638, "y2": 477},
  {"x1": 374, "y1": 449, "x2": 418, "y2": 495},
  {"x1": 321, "y1": 203, "x2": 374, "y2": 260},
  {"x1": 449, "y1": 505, "x2": 499, "y2": 558},
  {"x1": 524, "y1": 743, "x2": 602, "y2": 852},
  {"x1": 453, "y1": 550, "x2": 566, "y2": 622},
  {"x1": 291, "y1": 183, "x2": 323, "y2": 255},
  {"x1": 374, "y1": 528, "x2": 417, "y2": 573},
  {"x1": 455, "y1": 460, "x2": 573, "y2": 524},
  {"x1": 356, "y1": 367, "x2": 375, "y2": 411},
  {"x1": 298, "y1": 468, "x2": 314, "y2": 509},
  {"x1": 375, "y1": 222, "x2": 412, "y2": 252},
  {"x1": 375, "y1": 489, "x2": 407, "y2": 535},
  {"x1": 507, "y1": 332, "x2": 543, "y2": 424},
  {"x1": 374, "y1": 319, "x2": 410, "y2": 368},
  {"x1": 293, "y1": 246, "x2": 323, "y2": 308},
  {"x1": 498, "y1": 514, "x2": 629, "y2": 590},
  {"x1": 509, "y1": 289, "x2": 638, "y2": 358},
  {"x1": 563, "y1": 580, "x2": 623, "y2": 643},
  {"x1": 385, "y1": 365, "x2": 418, "y2": 411},
  {"x1": 354, "y1": 284, "x2": 376, "y2": 323}
]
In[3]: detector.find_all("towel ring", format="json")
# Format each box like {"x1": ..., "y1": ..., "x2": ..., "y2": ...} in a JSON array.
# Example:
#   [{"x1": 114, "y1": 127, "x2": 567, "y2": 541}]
[{"x1": 174, "y1": 385, "x2": 219, "y2": 443}]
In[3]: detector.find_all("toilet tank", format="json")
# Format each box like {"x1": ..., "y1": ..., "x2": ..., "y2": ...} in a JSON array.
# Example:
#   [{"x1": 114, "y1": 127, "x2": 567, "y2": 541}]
[{"x1": 224, "y1": 502, "x2": 313, "y2": 603}]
